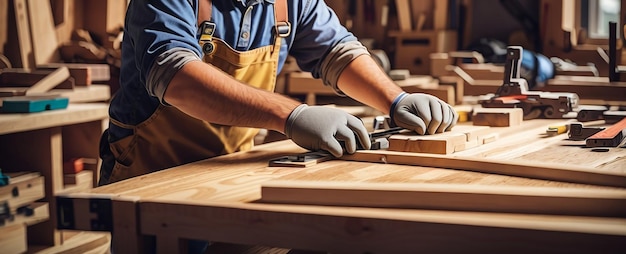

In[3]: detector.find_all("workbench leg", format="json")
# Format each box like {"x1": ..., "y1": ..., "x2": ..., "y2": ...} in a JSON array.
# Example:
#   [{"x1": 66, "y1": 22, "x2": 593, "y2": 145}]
[
  {"x1": 156, "y1": 235, "x2": 186, "y2": 254},
  {"x1": 111, "y1": 198, "x2": 147, "y2": 254}
]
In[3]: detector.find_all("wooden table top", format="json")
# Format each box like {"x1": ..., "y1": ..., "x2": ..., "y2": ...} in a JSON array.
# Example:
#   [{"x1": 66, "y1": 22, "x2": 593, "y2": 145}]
[{"x1": 72, "y1": 118, "x2": 626, "y2": 253}]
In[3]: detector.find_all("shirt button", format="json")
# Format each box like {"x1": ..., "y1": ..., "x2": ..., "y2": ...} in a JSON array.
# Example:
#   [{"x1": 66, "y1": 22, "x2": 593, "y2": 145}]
[{"x1": 241, "y1": 32, "x2": 249, "y2": 39}]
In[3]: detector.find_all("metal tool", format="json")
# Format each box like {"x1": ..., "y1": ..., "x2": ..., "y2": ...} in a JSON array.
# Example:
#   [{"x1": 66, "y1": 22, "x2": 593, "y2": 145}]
[
  {"x1": 568, "y1": 122, "x2": 605, "y2": 141},
  {"x1": 479, "y1": 46, "x2": 579, "y2": 119},
  {"x1": 269, "y1": 126, "x2": 406, "y2": 167}
]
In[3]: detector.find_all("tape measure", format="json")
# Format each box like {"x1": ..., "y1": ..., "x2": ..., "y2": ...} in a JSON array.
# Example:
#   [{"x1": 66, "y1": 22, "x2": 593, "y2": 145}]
[{"x1": 198, "y1": 21, "x2": 216, "y2": 55}]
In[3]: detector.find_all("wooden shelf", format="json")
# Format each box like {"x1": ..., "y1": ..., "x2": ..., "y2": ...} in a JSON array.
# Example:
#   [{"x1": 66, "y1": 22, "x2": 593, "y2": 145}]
[{"x1": 0, "y1": 103, "x2": 108, "y2": 247}]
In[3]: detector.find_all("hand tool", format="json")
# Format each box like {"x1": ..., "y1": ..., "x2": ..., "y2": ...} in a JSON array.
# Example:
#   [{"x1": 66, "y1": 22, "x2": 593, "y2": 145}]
[
  {"x1": 546, "y1": 124, "x2": 569, "y2": 136},
  {"x1": 479, "y1": 46, "x2": 579, "y2": 119},
  {"x1": 604, "y1": 110, "x2": 626, "y2": 124},
  {"x1": 586, "y1": 117, "x2": 626, "y2": 147},
  {"x1": 568, "y1": 122, "x2": 605, "y2": 141},
  {"x1": 269, "y1": 127, "x2": 406, "y2": 167},
  {"x1": 576, "y1": 105, "x2": 608, "y2": 122}
]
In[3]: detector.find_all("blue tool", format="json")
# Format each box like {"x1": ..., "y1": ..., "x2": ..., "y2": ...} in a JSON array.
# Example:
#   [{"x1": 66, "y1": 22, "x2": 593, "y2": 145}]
[{"x1": 2, "y1": 95, "x2": 69, "y2": 113}]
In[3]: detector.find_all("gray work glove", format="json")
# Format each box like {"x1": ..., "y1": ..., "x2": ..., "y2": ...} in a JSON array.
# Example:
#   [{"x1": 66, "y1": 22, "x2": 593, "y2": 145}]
[
  {"x1": 390, "y1": 92, "x2": 458, "y2": 135},
  {"x1": 285, "y1": 104, "x2": 371, "y2": 157}
]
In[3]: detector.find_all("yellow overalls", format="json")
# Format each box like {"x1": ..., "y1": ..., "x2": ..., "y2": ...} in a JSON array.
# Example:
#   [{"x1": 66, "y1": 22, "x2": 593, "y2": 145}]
[{"x1": 106, "y1": 0, "x2": 289, "y2": 183}]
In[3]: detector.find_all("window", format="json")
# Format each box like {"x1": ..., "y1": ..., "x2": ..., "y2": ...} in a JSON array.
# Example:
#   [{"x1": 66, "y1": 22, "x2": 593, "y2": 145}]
[{"x1": 586, "y1": 0, "x2": 620, "y2": 39}]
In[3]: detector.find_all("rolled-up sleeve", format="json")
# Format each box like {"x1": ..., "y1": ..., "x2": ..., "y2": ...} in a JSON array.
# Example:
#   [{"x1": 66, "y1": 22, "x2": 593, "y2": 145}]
[
  {"x1": 289, "y1": 0, "x2": 369, "y2": 95},
  {"x1": 126, "y1": 0, "x2": 202, "y2": 102}
]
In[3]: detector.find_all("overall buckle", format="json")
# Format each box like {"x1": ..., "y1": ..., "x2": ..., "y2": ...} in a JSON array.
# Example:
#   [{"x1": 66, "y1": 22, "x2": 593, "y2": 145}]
[{"x1": 275, "y1": 21, "x2": 291, "y2": 37}]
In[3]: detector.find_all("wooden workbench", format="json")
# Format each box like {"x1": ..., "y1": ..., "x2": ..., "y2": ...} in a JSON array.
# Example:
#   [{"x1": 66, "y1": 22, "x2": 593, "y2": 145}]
[{"x1": 58, "y1": 119, "x2": 626, "y2": 253}]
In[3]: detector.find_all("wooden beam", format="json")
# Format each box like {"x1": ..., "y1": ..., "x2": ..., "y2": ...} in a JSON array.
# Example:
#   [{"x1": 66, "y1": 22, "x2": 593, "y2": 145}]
[{"x1": 260, "y1": 180, "x2": 626, "y2": 217}]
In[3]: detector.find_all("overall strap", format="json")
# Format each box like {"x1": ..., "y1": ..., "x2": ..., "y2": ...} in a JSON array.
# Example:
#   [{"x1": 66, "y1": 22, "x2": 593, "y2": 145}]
[
  {"x1": 199, "y1": 0, "x2": 289, "y2": 37},
  {"x1": 198, "y1": 0, "x2": 212, "y2": 25},
  {"x1": 274, "y1": 0, "x2": 291, "y2": 37}
]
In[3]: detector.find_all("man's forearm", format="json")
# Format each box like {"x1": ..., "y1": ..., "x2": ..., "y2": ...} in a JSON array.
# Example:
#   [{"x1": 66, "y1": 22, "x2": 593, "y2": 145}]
[
  {"x1": 164, "y1": 61, "x2": 300, "y2": 133},
  {"x1": 336, "y1": 55, "x2": 404, "y2": 114}
]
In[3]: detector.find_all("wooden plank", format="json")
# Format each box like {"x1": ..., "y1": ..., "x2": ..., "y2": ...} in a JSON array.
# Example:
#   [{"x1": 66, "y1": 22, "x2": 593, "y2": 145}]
[
  {"x1": 0, "y1": 223, "x2": 27, "y2": 254},
  {"x1": 39, "y1": 65, "x2": 90, "y2": 86},
  {"x1": 473, "y1": 108, "x2": 524, "y2": 127},
  {"x1": 260, "y1": 180, "x2": 626, "y2": 217},
  {"x1": 395, "y1": 0, "x2": 412, "y2": 31},
  {"x1": 13, "y1": 0, "x2": 35, "y2": 69},
  {"x1": 388, "y1": 125, "x2": 493, "y2": 154},
  {"x1": 0, "y1": 172, "x2": 44, "y2": 211},
  {"x1": 25, "y1": 67, "x2": 71, "y2": 95},
  {"x1": 139, "y1": 201, "x2": 626, "y2": 254},
  {"x1": 342, "y1": 150, "x2": 626, "y2": 188},
  {"x1": 39, "y1": 63, "x2": 111, "y2": 82},
  {"x1": 62, "y1": 170, "x2": 93, "y2": 193},
  {"x1": 52, "y1": 84, "x2": 111, "y2": 103},
  {"x1": 434, "y1": 0, "x2": 449, "y2": 30},
  {"x1": 0, "y1": 103, "x2": 108, "y2": 135},
  {"x1": 27, "y1": 0, "x2": 61, "y2": 65},
  {"x1": 1, "y1": 68, "x2": 74, "y2": 89},
  {"x1": 400, "y1": 83, "x2": 456, "y2": 106},
  {"x1": 546, "y1": 76, "x2": 626, "y2": 101},
  {"x1": 34, "y1": 231, "x2": 110, "y2": 254}
]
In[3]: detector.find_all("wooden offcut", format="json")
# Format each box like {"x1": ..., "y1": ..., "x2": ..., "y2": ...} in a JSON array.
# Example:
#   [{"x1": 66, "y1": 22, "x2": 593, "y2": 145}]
[
  {"x1": 473, "y1": 108, "x2": 523, "y2": 127},
  {"x1": 388, "y1": 125, "x2": 494, "y2": 154},
  {"x1": 1, "y1": 68, "x2": 73, "y2": 91},
  {"x1": 39, "y1": 63, "x2": 111, "y2": 83}
]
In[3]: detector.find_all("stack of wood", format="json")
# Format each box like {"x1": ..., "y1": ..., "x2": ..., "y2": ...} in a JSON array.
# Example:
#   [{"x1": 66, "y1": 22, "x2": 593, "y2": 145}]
[{"x1": 0, "y1": 171, "x2": 47, "y2": 253}]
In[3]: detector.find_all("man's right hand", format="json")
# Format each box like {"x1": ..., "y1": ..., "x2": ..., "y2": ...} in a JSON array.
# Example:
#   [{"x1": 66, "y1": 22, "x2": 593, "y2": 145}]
[{"x1": 285, "y1": 104, "x2": 371, "y2": 157}]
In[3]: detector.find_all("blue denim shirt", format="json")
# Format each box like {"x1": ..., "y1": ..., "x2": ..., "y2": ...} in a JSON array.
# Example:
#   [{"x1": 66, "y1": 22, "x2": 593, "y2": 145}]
[{"x1": 109, "y1": 0, "x2": 359, "y2": 141}]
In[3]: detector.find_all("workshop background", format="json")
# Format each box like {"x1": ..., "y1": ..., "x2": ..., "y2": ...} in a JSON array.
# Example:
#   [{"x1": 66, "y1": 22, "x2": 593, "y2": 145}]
[{"x1": 0, "y1": 0, "x2": 625, "y2": 253}]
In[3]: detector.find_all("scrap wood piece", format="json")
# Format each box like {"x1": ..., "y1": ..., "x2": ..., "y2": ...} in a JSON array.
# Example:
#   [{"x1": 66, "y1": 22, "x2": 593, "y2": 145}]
[
  {"x1": 25, "y1": 67, "x2": 70, "y2": 95},
  {"x1": 39, "y1": 63, "x2": 110, "y2": 82},
  {"x1": 587, "y1": 117, "x2": 626, "y2": 147},
  {"x1": 341, "y1": 150, "x2": 626, "y2": 188},
  {"x1": 260, "y1": 180, "x2": 626, "y2": 217},
  {"x1": 1, "y1": 67, "x2": 74, "y2": 90},
  {"x1": 473, "y1": 107, "x2": 523, "y2": 127},
  {"x1": 388, "y1": 125, "x2": 494, "y2": 154},
  {"x1": 60, "y1": 41, "x2": 107, "y2": 63},
  {"x1": 389, "y1": 132, "x2": 466, "y2": 154}
]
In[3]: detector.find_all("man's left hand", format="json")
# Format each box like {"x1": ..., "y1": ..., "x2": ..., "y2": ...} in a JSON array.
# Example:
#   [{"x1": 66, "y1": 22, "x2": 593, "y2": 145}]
[{"x1": 390, "y1": 92, "x2": 458, "y2": 135}]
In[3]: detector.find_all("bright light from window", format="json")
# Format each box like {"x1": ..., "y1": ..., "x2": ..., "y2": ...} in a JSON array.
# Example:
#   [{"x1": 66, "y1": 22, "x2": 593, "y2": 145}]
[{"x1": 589, "y1": 0, "x2": 620, "y2": 38}]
